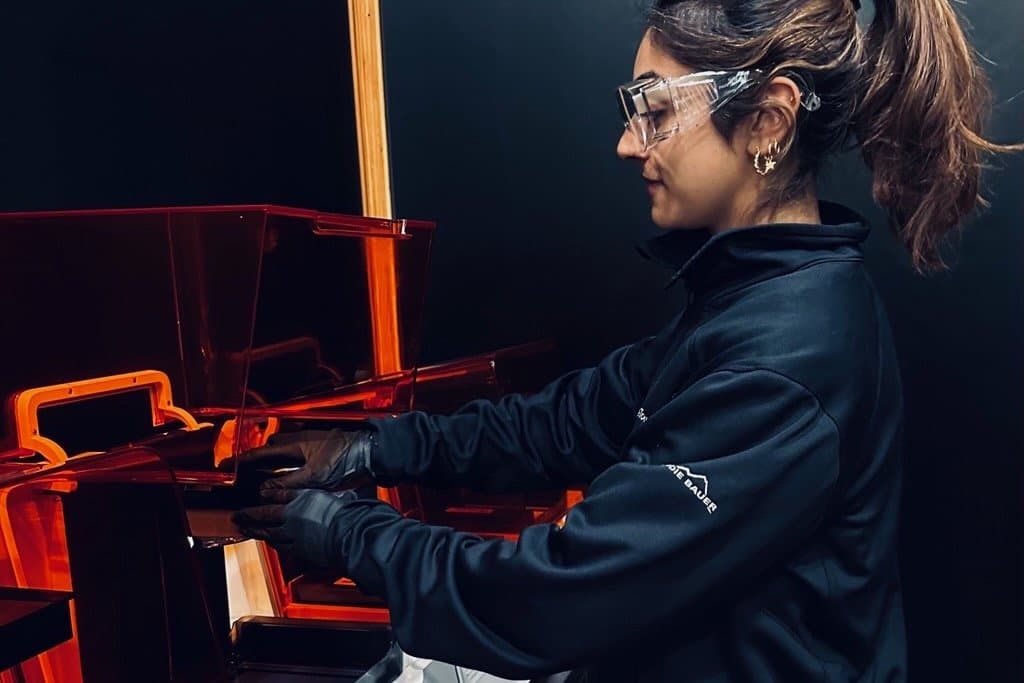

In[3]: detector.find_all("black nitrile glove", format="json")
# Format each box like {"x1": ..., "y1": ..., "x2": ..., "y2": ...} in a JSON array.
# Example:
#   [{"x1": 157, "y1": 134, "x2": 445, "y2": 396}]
[
  {"x1": 232, "y1": 488, "x2": 357, "y2": 569},
  {"x1": 235, "y1": 429, "x2": 376, "y2": 502}
]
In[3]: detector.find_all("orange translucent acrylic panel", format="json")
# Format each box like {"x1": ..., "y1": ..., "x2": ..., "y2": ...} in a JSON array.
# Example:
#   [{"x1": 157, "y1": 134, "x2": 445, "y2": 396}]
[{"x1": 0, "y1": 205, "x2": 435, "y2": 474}]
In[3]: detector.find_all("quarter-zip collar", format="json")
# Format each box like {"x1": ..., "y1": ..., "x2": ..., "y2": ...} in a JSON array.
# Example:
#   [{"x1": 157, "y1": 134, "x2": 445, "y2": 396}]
[{"x1": 637, "y1": 202, "x2": 870, "y2": 298}]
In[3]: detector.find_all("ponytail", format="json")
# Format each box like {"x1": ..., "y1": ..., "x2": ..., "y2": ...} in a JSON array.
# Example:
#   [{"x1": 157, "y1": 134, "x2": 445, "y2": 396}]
[
  {"x1": 857, "y1": 0, "x2": 1022, "y2": 271},
  {"x1": 647, "y1": 0, "x2": 1018, "y2": 271}
]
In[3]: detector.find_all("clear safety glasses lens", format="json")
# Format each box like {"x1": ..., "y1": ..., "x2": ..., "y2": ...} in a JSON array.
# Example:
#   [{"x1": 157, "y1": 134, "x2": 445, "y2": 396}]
[{"x1": 617, "y1": 70, "x2": 762, "y2": 151}]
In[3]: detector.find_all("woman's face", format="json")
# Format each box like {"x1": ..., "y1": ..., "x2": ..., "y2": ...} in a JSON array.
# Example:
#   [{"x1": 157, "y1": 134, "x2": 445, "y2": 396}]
[{"x1": 617, "y1": 32, "x2": 751, "y2": 232}]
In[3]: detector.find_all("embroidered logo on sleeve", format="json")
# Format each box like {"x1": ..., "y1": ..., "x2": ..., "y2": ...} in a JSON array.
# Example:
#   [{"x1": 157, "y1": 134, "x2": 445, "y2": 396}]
[
  {"x1": 637, "y1": 407, "x2": 648, "y2": 423},
  {"x1": 665, "y1": 464, "x2": 718, "y2": 514}
]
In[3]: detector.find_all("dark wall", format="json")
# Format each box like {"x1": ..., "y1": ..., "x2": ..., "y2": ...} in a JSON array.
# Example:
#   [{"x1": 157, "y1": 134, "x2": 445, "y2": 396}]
[
  {"x1": 381, "y1": 0, "x2": 679, "y2": 368},
  {"x1": 1, "y1": 2, "x2": 1020, "y2": 680},
  {"x1": 0, "y1": 1, "x2": 362, "y2": 213}
]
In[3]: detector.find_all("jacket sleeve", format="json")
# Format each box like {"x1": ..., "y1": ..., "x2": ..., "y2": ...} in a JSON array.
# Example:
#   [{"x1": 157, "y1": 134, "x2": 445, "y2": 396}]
[
  {"x1": 333, "y1": 368, "x2": 842, "y2": 678},
  {"x1": 367, "y1": 335, "x2": 664, "y2": 492}
]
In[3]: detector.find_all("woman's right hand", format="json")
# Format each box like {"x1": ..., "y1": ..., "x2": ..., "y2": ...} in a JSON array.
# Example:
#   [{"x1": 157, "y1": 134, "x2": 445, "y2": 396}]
[{"x1": 235, "y1": 429, "x2": 377, "y2": 502}]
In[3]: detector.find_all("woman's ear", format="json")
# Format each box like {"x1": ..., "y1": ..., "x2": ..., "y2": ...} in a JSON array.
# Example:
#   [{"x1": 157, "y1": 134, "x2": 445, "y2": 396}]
[{"x1": 744, "y1": 76, "x2": 803, "y2": 158}]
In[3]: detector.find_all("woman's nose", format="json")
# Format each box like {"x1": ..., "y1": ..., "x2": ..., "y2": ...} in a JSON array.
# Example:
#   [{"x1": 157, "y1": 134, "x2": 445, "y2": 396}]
[{"x1": 617, "y1": 127, "x2": 644, "y2": 160}]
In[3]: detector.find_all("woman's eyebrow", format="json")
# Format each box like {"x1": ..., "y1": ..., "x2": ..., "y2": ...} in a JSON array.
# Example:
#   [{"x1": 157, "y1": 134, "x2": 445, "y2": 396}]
[{"x1": 635, "y1": 70, "x2": 661, "y2": 80}]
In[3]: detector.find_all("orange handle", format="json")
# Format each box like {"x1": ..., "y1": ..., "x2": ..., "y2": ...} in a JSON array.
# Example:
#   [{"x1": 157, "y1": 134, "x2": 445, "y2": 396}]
[{"x1": 13, "y1": 370, "x2": 204, "y2": 465}]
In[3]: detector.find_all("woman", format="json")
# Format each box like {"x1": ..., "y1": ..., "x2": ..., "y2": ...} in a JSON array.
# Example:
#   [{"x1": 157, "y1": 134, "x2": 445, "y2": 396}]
[{"x1": 234, "y1": 0, "x2": 1017, "y2": 680}]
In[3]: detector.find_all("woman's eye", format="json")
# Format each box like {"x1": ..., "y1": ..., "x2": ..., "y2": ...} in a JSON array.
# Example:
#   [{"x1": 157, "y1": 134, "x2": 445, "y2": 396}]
[{"x1": 646, "y1": 109, "x2": 670, "y2": 125}]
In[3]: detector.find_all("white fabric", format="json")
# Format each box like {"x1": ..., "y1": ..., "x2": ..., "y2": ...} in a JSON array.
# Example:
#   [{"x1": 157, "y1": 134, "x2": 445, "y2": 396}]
[{"x1": 399, "y1": 651, "x2": 529, "y2": 683}]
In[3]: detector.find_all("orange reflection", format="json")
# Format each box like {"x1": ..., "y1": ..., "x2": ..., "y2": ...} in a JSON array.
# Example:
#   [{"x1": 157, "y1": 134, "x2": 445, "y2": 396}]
[
  {"x1": 0, "y1": 482, "x2": 82, "y2": 682},
  {"x1": 365, "y1": 238, "x2": 402, "y2": 375}
]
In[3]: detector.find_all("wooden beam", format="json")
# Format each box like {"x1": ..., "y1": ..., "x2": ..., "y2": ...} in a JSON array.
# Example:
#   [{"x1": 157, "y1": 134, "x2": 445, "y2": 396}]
[{"x1": 348, "y1": 0, "x2": 402, "y2": 375}]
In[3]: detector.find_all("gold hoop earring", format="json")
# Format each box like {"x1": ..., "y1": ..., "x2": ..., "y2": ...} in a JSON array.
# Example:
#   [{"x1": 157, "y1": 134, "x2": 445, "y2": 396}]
[{"x1": 753, "y1": 139, "x2": 780, "y2": 176}]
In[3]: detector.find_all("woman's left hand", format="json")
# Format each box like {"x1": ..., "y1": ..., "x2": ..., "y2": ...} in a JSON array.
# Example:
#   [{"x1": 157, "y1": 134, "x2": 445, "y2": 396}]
[{"x1": 232, "y1": 488, "x2": 358, "y2": 568}]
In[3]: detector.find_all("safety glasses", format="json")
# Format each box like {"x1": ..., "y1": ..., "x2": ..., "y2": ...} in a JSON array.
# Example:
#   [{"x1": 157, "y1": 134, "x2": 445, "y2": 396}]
[{"x1": 617, "y1": 70, "x2": 764, "y2": 151}]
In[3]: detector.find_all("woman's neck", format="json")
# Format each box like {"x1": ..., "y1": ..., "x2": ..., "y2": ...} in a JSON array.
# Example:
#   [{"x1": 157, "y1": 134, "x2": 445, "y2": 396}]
[{"x1": 711, "y1": 190, "x2": 822, "y2": 234}]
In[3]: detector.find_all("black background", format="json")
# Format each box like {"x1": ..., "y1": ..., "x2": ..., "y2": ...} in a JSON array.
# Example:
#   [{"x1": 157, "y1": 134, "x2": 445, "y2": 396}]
[{"x1": 0, "y1": 1, "x2": 1020, "y2": 680}]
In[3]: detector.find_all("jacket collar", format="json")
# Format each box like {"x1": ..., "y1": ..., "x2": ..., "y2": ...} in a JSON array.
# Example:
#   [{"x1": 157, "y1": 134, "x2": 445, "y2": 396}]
[{"x1": 636, "y1": 201, "x2": 870, "y2": 296}]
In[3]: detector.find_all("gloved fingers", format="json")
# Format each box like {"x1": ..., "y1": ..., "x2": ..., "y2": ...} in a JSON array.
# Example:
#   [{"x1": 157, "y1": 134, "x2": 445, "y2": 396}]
[
  {"x1": 232, "y1": 504, "x2": 287, "y2": 530},
  {"x1": 232, "y1": 441, "x2": 306, "y2": 469},
  {"x1": 233, "y1": 430, "x2": 335, "y2": 469},
  {"x1": 258, "y1": 485, "x2": 304, "y2": 504},
  {"x1": 259, "y1": 467, "x2": 317, "y2": 495},
  {"x1": 232, "y1": 504, "x2": 295, "y2": 546},
  {"x1": 260, "y1": 468, "x2": 374, "y2": 499}
]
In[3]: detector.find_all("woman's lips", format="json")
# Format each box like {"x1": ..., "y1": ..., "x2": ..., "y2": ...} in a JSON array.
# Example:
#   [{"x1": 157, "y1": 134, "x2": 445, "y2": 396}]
[{"x1": 645, "y1": 179, "x2": 661, "y2": 196}]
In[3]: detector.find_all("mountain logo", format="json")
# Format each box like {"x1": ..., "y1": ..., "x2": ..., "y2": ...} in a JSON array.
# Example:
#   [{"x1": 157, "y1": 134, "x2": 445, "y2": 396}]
[{"x1": 665, "y1": 464, "x2": 717, "y2": 514}]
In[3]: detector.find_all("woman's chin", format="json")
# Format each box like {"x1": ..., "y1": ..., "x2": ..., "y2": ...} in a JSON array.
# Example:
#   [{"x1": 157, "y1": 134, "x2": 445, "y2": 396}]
[
  {"x1": 650, "y1": 204, "x2": 670, "y2": 228},
  {"x1": 650, "y1": 204, "x2": 681, "y2": 230},
  {"x1": 651, "y1": 206, "x2": 702, "y2": 231}
]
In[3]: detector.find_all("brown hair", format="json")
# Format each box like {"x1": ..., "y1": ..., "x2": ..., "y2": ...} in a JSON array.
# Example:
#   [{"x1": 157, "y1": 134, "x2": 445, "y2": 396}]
[{"x1": 647, "y1": 0, "x2": 1021, "y2": 271}]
